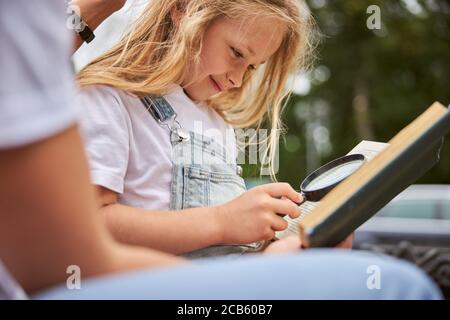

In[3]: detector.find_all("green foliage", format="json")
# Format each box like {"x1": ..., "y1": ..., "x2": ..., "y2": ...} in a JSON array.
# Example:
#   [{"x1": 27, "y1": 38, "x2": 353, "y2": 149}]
[{"x1": 269, "y1": 0, "x2": 450, "y2": 187}]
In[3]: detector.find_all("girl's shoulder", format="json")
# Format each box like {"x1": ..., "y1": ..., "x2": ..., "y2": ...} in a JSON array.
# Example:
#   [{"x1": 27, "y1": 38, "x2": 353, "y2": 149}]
[
  {"x1": 78, "y1": 84, "x2": 126, "y2": 107},
  {"x1": 77, "y1": 84, "x2": 142, "y2": 116},
  {"x1": 76, "y1": 85, "x2": 141, "y2": 129}
]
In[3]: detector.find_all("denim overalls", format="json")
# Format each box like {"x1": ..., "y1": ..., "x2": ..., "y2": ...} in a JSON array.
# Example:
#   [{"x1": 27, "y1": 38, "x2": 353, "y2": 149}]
[{"x1": 140, "y1": 94, "x2": 263, "y2": 258}]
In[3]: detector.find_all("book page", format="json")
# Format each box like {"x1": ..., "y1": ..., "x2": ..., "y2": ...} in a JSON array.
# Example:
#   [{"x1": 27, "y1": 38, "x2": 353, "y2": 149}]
[
  {"x1": 275, "y1": 140, "x2": 389, "y2": 239},
  {"x1": 276, "y1": 201, "x2": 319, "y2": 238},
  {"x1": 347, "y1": 140, "x2": 389, "y2": 160}
]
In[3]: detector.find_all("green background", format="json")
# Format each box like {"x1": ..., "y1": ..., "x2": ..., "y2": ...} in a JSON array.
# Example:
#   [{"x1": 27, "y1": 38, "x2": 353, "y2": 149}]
[{"x1": 244, "y1": 0, "x2": 450, "y2": 186}]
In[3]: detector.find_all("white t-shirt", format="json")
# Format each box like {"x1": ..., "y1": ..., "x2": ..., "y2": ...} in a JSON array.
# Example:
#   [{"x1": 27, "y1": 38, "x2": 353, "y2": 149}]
[
  {"x1": 0, "y1": 1, "x2": 77, "y2": 299},
  {"x1": 0, "y1": 1, "x2": 77, "y2": 148},
  {"x1": 79, "y1": 85, "x2": 238, "y2": 211}
]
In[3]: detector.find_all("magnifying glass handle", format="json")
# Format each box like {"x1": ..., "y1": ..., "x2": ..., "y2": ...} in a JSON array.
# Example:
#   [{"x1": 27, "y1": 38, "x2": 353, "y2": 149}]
[{"x1": 297, "y1": 191, "x2": 307, "y2": 206}]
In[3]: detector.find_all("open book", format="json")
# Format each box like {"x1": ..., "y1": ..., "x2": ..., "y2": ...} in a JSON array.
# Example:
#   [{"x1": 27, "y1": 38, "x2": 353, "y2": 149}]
[
  {"x1": 276, "y1": 140, "x2": 389, "y2": 239},
  {"x1": 276, "y1": 102, "x2": 450, "y2": 247}
]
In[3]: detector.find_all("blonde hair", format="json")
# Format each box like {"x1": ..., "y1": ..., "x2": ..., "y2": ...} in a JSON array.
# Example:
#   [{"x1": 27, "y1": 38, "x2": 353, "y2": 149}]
[{"x1": 77, "y1": 0, "x2": 316, "y2": 179}]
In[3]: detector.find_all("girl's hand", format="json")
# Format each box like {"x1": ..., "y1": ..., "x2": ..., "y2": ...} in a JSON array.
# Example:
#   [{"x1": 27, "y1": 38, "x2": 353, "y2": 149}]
[
  {"x1": 263, "y1": 233, "x2": 354, "y2": 255},
  {"x1": 216, "y1": 183, "x2": 302, "y2": 244},
  {"x1": 263, "y1": 235, "x2": 302, "y2": 255},
  {"x1": 71, "y1": 0, "x2": 128, "y2": 52},
  {"x1": 336, "y1": 232, "x2": 354, "y2": 249}
]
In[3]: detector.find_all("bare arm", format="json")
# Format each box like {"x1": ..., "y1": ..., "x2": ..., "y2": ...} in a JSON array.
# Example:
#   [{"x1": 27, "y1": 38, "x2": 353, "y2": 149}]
[
  {"x1": 71, "y1": 0, "x2": 126, "y2": 52},
  {"x1": 97, "y1": 186, "x2": 224, "y2": 254},
  {"x1": 0, "y1": 126, "x2": 184, "y2": 294},
  {"x1": 96, "y1": 183, "x2": 303, "y2": 255}
]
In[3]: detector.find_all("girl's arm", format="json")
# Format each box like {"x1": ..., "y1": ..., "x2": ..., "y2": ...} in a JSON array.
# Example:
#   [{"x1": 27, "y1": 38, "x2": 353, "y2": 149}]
[
  {"x1": 96, "y1": 184, "x2": 302, "y2": 254},
  {"x1": 71, "y1": 0, "x2": 126, "y2": 52}
]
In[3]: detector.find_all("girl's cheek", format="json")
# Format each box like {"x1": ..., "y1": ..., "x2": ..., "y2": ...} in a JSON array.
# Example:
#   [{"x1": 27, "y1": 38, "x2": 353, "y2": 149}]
[
  {"x1": 210, "y1": 62, "x2": 228, "y2": 75},
  {"x1": 202, "y1": 50, "x2": 230, "y2": 74}
]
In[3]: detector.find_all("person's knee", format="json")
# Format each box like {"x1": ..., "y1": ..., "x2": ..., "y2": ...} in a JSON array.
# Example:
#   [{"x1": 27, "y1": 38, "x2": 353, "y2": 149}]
[
  {"x1": 369, "y1": 254, "x2": 442, "y2": 300},
  {"x1": 296, "y1": 249, "x2": 442, "y2": 299}
]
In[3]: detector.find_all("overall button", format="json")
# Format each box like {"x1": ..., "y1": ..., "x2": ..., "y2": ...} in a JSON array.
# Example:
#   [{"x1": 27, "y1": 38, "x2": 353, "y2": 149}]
[
  {"x1": 236, "y1": 165, "x2": 243, "y2": 176},
  {"x1": 174, "y1": 128, "x2": 190, "y2": 142}
]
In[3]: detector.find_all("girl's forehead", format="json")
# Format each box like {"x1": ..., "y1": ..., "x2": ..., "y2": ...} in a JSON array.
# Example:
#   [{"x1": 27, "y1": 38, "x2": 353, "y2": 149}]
[{"x1": 218, "y1": 16, "x2": 286, "y2": 61}]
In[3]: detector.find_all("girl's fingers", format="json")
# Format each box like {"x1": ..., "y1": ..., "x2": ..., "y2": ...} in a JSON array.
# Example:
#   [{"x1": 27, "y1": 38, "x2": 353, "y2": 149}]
[
  {"x1": 270, "y1": 197, "x2": 300, "y2": 219},
  {"x1": 263, "y1": 235, "x2": 302, "y2": 255},
  {"x1": 269, "y1": 215, "x2": 289, "y2": 231},
  {"x1": 261, "y1": 183, "x2": 302, "y2": 204},
  {"x1": 336, "y1": 233, "x2": 354, "y2": 249}
]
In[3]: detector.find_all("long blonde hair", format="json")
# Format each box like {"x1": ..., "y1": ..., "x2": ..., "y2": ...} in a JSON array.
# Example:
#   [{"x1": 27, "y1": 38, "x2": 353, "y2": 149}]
[{"x1": 77, "y1": 0, "x2": 316, "y2": 179}]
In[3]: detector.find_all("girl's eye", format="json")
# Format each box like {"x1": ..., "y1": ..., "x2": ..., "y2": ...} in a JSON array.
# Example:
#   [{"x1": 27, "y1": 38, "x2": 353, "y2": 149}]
[
  {"x1": 231, "y1": 47, "x2": 243, "y2": 59},
  {"x1": 231, "y1": 47, "x2": 256, "y2": 71}
]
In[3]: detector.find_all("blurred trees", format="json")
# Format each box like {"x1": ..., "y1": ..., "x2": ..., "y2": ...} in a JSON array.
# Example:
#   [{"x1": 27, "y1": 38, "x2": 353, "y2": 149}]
[{"x1": 270, "y1": 0, "x2": 450, "y2": 186}]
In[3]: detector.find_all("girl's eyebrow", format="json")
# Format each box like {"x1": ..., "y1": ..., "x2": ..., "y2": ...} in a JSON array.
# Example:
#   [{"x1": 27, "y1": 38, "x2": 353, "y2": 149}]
[
  {"x1": 244, "y1": 45, "x2": 266, "y2": 65},
  {"x1": 245, "y1": 44, "x2": 255, "y2": 57}
]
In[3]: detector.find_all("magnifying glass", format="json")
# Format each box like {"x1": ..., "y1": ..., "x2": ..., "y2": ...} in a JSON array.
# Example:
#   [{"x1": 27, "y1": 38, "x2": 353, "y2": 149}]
[{"x1": 297, "y1": 154, "x2": 366, "y2": 205}]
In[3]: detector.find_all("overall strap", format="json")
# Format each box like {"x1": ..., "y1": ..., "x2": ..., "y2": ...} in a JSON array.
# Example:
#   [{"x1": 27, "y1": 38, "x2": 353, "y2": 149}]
[
  {"x1": 140, "y1": 94, "x2": 176, "y2": 123},
  {"x1": 140, "y1": 94, "x2": 190, "y2": 143}
]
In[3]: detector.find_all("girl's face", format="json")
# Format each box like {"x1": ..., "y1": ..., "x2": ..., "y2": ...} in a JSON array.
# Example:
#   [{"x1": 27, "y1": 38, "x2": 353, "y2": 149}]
[{"x1": 182, "y1": 16, "x2": 286, "y2": 102}]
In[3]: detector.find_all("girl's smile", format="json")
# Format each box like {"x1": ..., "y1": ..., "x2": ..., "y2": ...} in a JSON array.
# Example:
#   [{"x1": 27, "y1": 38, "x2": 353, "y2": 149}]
[
  {"x1": 209, "y1": 75, "x2": 223, "y2": 92},
  {"x1": 76, "y1": 0, "x2": 312, "y2": 184},
  {"x1": 182, "y1": 16, "x2": 286, "y2": 102}
]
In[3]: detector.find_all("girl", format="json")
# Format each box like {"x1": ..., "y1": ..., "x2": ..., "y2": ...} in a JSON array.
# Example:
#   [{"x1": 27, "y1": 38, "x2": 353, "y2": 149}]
[{"x1": 76, "y1": 0, "x2": 317, "y2": 258}]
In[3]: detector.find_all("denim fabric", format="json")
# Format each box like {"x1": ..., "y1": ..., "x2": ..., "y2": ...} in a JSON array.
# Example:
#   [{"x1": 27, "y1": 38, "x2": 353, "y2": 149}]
[
  {"x1": 34, "y1": 249, "x2": 443, "y2": 300},
  {"x1": 139, "y1": 94, "x2": 264, "y2": 258},
  {"x1": 170, "y1": 131, "x2": 263, "y2": 259}
]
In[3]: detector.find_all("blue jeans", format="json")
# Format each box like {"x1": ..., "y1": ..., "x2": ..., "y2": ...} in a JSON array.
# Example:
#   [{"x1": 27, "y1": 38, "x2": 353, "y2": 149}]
[{"x1": 33, "y1": 249, "x2": 442, "y2": 299}]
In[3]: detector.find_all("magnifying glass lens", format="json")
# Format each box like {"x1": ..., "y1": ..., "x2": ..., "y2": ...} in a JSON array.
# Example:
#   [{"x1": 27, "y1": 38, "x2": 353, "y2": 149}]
[
  {"x1": 299, "y1": 154, "x2": 366, "y2": 202},
  {"x1": 304, "y1": 160, "x2": 364, "y2": 191}
]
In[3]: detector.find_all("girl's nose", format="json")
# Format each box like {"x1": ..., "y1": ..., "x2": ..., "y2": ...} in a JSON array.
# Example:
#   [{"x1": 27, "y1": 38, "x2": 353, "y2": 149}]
[{"x1": 227, "y1": 65, "x2": 247, "y2": 88}]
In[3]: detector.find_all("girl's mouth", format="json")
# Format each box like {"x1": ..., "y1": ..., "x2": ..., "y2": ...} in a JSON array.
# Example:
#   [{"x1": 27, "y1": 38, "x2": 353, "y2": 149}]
[{"x1": 209, "y1": 76, "x2": 222, "y2": 92}]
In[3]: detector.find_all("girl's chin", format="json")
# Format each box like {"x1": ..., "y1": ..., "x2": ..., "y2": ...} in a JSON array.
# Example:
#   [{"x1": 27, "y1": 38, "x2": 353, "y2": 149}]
[
  {"x1": 183, "y1": 87, "x2": 215, "y2": 103},
  {"x1": 182, "y1": 88, "x2": 200, "y2": 101}
]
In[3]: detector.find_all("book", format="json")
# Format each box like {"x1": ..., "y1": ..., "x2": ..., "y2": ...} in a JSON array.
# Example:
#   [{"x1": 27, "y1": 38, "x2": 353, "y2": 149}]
[
  {"x1": 276, "y1": 140, "x2": 389, "y2": 239},
  {"x1": 277, "y1": 102, "x2": 450, "y2": 248}
]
